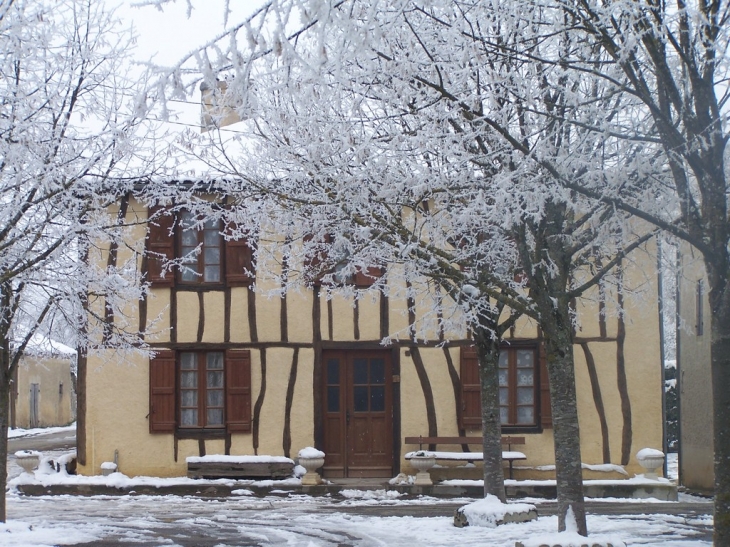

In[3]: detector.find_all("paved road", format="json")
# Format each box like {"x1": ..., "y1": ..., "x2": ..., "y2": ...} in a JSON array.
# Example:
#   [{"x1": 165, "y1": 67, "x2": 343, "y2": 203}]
[{"x1": 8, "y1": 428, "x2": 76, "y2": 452}]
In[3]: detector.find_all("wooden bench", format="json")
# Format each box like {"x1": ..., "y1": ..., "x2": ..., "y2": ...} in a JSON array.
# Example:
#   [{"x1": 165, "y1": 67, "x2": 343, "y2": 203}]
[
  {"x1": 186, "y1": 455, "x2": 295, "y2": 480},
  {"x1": 404, "y1": 436, "x2": 526, "y2": 479}
]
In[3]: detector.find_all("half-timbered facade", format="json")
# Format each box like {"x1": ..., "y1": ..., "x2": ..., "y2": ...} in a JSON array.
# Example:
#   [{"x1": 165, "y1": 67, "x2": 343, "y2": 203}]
[{"x1": 77, "y1": 196, "x2": 665, "y2": 480}]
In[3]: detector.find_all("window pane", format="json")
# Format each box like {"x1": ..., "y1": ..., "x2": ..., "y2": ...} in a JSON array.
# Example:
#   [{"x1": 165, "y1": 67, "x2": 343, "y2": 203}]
[
  {"x1": 327, "y1": 386, "x2": 339, "y2": 412},
  {"x1": 498, "y1": 352, "x2": 508, "y2": 368},
  {"x1": 353, "y1": 359, "x2": 368, "y2": 384},
  {"x1": 371, "y1": 386, "x2": 385, "y2": 411},
  {"x1": 182, "y1": 230, "x2": 198, "y2": 247},
  {"x1": 327, "y1": 359, "x2": 339, "y2": 385},
  {"x1": 517, "y1": 406, "x2": 534, "y2": 424},
  {"x1": 353, "y1": 386, "x2": 368, "y2": 411},
  {"x1": 516, "y1": 350, "x2": 534, "y2": 368},
  {"x1": 499, "y1": 369, "x2": 508, "y2": 387},
  {"x1": 204, "y1": 265, "x2": 221, "y2": 282},
  {"x1": 499, "y1": 387, "x2": 508, "y2": 405},
  {"x1": 370, "y1": 359, "x2": 385, "y2": 384},
  {"x1": 204, "y1": 246, "x2": 220, "y2": 265},
  {"x1": 181, "y1": 409, "x2": 197, "y2": 426},
  {"x1": 181, "y1": 390, "x2": 197, "y2": 406},
  {"x1": 181, "y1": 353, "x2": 197, "y2": 369},
  {"x1": 181, "y1": 246, "x2": 198, "y2": 263},
  {"x1": 517, "y1": 387, "x2": 534, "y2": 405},
  {"x1": 203, "y1": 218, "x2": 218, "y2": 231},
  {"x1": 207, "y1": 371, "x2": 224, "y2": 389},
  {"x1": 182, "y1": 269, "x2": 198, "y2": 282},
  {"x1": 500, "y1": 407, "x2": 508, "y2": 425},
  {"x1": 517, "y1": 370, "x2": 534, "y2": 386},
  {"x1": 181, "y1": 371, "x2": 197, "y2": 388},
  {"x1": 207, "y1": 408, "x2": 224, "y2": 426},
  {"x1": 207, "y1": 389, "x2": 224, "y2": 407},
  {"x1": 181, "y1": 211, "x2": 195, "y2": 227},
  {"x1": 207, "y1": 353, "x2": 223, "y2": 369},
  {"x1": 204, "y1": 228, "x2": 220, "y2": 245}
]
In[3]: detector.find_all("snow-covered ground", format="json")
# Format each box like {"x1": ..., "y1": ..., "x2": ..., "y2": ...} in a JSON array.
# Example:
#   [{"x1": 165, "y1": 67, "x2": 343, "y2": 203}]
[
  {"x1": 3, "y1": 489, "x2": 713, "y2": 546},
  {"x1": 4, "y1": 447, "x2": 710, "y2": 546},
  {"x1": 8, "y1": 423, "x2": 75, "y2": 439}
]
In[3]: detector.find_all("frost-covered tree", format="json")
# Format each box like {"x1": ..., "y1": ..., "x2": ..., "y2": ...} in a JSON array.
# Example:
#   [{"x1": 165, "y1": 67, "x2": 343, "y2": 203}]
[
  {"x1": 454, "y1": 2, "x2": 730, "y2": 541},
  {"x1": 0, "y1": 0, "x2": 157, "y2": 521},
  {"x1": 152, "y1": 0, "x2": 658, "y2": 535}
]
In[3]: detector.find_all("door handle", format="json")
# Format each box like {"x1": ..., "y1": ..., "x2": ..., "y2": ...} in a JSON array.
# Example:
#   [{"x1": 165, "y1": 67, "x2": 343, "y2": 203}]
[{"x1": 346, "y1": 409, "x2": 351, "y2": 425}]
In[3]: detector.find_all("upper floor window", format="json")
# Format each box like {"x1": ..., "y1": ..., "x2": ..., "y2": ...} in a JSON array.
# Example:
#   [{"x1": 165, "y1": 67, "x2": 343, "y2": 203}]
[
  {"x1": 146, "y1": 205, "x2": 255, "y2": 288},
  {"x1": 303, "y1": 232, "x2": 384, "y2": 287},
  {"x1": 460, "y1": 343, "x2": 551, "y2": 432},
  {"x1": 179, "y1": 212, "x2": 222, "y2": 284}
]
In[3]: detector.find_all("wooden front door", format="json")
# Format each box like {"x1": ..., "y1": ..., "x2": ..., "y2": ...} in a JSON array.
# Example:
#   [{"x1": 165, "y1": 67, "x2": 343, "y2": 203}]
[{"x1": 322, "y1": 350, "x2": 393, "y2": 478}]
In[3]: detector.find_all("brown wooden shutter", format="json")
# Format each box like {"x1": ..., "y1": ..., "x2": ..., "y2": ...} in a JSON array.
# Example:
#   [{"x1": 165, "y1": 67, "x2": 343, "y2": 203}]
[
  {"x1": 149, "y1": 350, "x2": 176, "y2": 433},
  {"x1": 539, "y1": 342, "x2": 552, "y2": 428},
  {"x1": 225, "y1": 221, "x2": 256, "y2": 286},
  {"x1": 226, "y1": 349, "x2": 252, "y2": 432},
  {"x1": 353, "y1": 266, "x2": 384, "y2": 286},
  {"x1": 147, "y1": 206, "x2": 175, "y2": 287},
  {"x1": 460, "y1": 345, "x2": 482, "y2": 429}
]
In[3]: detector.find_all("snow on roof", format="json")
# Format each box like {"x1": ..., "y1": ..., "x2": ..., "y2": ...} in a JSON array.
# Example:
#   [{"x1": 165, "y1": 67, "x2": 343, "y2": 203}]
[{"x1": 16, "y1": 334, "x2": 76, "y2": 357}]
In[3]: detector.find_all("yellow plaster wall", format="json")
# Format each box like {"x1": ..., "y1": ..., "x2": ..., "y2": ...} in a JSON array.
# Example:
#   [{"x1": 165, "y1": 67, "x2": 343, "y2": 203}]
[
  {"x1": 286, "y1": 290, "x2": 314, "y2": 343},
  {"x1": 357, "y1": 293, "x2": 381, "y2": 341},
  {"x1": 399, "y1": 347, "x2": 430, "y2": 445},
  {"x1": 176, "y1": 292, "x2": 199, "y2": 342},
  {"x1": 289, "y1": 348, "x2": 315, "y2": 451},
  {"x1": 229, "y1": 288, "x2": 251, "y2": 343},
  {"x1": 14, "y1": 355, "x2": 75, "y2": 428},
  {"x1": 202, "y1": 292, "x2": 225, "y2": 343},
  {"x1": 256, "y1": 348, "x2": 290, "y2": 455},
  {"x1": 330, "y1": 294, "x2": 355, "y2": 340},
  {"x1": 145, "y1": 290, "x2": 171, "y2": 343},
  {"x1": 81, "y1": 351, "x2": 185, "y2": 477},
  {"x1": 255, "y1": 282, "x2": 284, "y2": 342}
]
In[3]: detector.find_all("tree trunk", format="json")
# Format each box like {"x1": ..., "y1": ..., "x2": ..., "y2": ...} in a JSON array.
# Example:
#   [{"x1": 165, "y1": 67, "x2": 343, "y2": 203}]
[
  {"x1": 708, "y1": 270, "x2": 730, "y2": 545},
  {"x1": 541, "y1": 307, "x2": 587, "y2": 535},
  {"x1": 474, "y1": 328, "x2": 506, "y2": 501},
  {"x1": 0, "y1": 347, "x2": 9, "y2": 523}
]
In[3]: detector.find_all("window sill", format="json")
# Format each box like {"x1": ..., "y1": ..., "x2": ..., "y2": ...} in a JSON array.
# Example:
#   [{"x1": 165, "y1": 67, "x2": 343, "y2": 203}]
[
  {"x1": 176, "y1": 428, "x2": 227, "y2": 439},
  {"x1": 501, "y1": 425, "x2": 544, "y2": 435}
]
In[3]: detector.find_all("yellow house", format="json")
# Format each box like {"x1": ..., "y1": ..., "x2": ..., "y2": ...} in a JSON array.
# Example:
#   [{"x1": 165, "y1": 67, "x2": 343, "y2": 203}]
[
  {"x1": 76, "y1": 195, "x2": 664, "y2": 480},
  {"x1": 11, "y1": 337, "x2": 76, "y2": 429}
]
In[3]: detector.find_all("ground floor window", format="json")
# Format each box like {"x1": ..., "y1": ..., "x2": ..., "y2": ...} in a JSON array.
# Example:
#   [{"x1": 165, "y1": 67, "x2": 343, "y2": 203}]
[
  {"x1": 149, "y1": 349, "x2": 251, "y2": 434},
  {"x1": 180, "y1": 352, "x2": 225, "y2": 428}
]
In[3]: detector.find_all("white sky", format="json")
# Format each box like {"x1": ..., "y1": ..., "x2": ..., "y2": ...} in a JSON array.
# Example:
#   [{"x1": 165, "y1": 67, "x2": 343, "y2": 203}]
[
  {"x1": 110, "y1": 0, "x2": 264, "y2": 164},
  {"x1": 118, "y1": 0, "x2": 265, "y2": 66}
]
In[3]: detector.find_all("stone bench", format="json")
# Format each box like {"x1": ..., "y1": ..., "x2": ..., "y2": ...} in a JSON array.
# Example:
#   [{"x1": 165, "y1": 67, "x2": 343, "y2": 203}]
[
  {"x1": 186, "y1": 455, "x2": 295, "y2": 480},
  {"x1": 404, "y1": 436, "x2": 526, "y2": 479}
]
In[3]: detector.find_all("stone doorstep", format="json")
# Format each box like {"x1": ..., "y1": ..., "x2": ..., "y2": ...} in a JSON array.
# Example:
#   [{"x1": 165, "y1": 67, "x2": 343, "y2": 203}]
[{"x1": 13, "y1": 480, "x2": 678, "y2": 501}]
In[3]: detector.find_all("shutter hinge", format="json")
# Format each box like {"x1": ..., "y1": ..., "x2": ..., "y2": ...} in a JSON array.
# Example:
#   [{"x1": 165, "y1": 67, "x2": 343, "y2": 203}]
[{"x1": 392, "y1": 374, "x2": 400, "y2": 383}]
